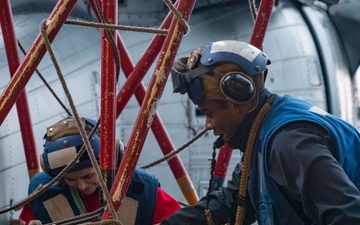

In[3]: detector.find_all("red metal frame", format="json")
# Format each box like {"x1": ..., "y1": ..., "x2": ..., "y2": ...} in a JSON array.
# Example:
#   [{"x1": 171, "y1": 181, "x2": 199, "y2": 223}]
[
  {"x1": 89, "y1": 0, "x2": 199, "y2": 206},
  {"x1": 0, "y1": 0, "x2": 275, "y2": 220},
  {"x1": 0, "y1": 0, "x2": 39, "y2": 179},
  {"x1": 98, "y1": 0, "x2": 118, "y2": 193},
  {"x1": 102, "y1": 0, "x2": 197, "y2": 218}
]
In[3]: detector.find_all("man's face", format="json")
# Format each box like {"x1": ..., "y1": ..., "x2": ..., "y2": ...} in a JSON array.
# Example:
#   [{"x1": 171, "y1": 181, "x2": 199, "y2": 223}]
[
  {"x1": 198, "y1": 99, "x2": 245, "y2": 142},
  {"x1": 63, "y1": 167, "x2": 99, "y2": 195}
]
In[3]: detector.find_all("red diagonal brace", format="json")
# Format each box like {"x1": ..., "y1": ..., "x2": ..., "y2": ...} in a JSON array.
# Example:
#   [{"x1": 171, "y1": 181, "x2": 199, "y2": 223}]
[
  {"x1": 0, "y1": 0, "x2": 77, "y2": 125},
  {"x1": 250, "y1": 0, "x2": 275, "y2": 49}
]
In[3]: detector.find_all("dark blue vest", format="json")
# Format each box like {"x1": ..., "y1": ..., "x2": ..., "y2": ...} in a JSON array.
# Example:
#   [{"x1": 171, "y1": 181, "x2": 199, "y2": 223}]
[
  {"x1": 29, "y1": 168, "x2": 159, "y2": 225},
  {"x1": 248, "y1": 94, "x2": 360, "y2": 225}
]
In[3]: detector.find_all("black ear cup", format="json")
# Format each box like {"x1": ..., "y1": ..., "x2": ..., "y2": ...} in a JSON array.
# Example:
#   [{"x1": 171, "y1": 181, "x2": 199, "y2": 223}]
[{"x1": 220, "y1": 72, "x2": 255, "y2": 103}]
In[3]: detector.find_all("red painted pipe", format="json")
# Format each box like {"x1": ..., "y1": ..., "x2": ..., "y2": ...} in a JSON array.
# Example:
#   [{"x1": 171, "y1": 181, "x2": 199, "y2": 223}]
[
  {"x1": 249, "y1": 0, "x2": 275, "y2": 49},
  {"x1": 89, "y1": 0, "x2": 198, "y2": 205},
  {"x1": 212, "y1": 144, "x2": 232, "y2": 189},
  {"x1": 0, "y1": 0, "x2": 77, "y2": 125},
  {"x1": 99, "y1": 0, "x2": 118, "y2": 194},
  {"x1": 99, "y1": 1, "x2": 118, "y2": 170},
  {"x1": 102, "y1": 0, "x2": 197, "y2": 219},
  {"x1": 0, "y1": 0, "x2": 39, "y2": 179}
]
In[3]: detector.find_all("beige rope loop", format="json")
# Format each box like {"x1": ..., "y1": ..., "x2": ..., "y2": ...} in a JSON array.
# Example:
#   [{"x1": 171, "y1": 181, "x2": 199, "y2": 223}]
[
  {"x1": 163, "y1": 0, "x2": 190, "y2": 35},
  {"x1": 65, "y1": 20, "x2": 168, "y2": 35}
]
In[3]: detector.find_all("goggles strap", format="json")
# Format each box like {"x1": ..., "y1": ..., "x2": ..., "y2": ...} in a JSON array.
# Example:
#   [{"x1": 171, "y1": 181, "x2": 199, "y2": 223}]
[{"x1": 183, "y1": 65, "x2": 215, "y2": 82}]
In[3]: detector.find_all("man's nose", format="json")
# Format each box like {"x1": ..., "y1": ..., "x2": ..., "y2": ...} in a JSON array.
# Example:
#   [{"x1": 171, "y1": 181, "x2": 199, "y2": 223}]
[{"x1": 205, "y1": 117, "x2": 214, "y2": 130}]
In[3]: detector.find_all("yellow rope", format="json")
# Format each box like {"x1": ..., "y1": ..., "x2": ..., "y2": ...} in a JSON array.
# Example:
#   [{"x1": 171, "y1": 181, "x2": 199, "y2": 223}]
[
  {"x1": 205, "y1": 94, "x2": 275, "y2": 225},
  {"x1": 205, "y1": 209, "x2": 216, "y2": 225},
  {"x1": 235, "y1": 94, "x2": 274, "y2": 225}
]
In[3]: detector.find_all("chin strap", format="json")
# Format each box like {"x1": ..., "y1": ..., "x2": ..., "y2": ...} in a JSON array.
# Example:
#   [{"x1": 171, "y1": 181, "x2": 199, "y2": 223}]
[{"x1": 205, "y1": 94, "x2": 275, "y2": 225}]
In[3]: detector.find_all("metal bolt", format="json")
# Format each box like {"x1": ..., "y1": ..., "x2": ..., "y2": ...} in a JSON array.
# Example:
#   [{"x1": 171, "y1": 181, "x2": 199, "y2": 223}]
[
  {"x1": 207, "y1": 58, "x2": 213, "y2": 63},
  {"x1": 63, "y1": 140, "x2": 69, "y2": 146},
  {"x1": 255, "y1": 66, "x2": 260, "y2": 71}
]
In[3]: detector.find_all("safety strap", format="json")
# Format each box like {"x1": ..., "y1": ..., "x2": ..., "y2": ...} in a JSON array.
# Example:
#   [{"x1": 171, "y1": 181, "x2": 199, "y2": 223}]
[{"x1": 70, "y1": 187, "x2": 87, "y2": 215}]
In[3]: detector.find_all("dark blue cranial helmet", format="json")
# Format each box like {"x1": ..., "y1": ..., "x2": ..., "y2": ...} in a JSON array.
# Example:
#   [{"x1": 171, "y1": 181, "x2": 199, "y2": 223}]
[
  {"x1": 171, "y1": 40, "x2": 271, "y2": 105},
  {"x1": 40, "y1": 117, "x2": 100, "y2": 177},
  {"x1": 199, "y1": 40, "x2": 270, "y2": 76}
]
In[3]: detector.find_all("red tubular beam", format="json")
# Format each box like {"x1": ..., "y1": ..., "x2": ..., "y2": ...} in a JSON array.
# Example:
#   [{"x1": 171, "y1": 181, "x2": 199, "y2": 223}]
[
  {"x1": 212, "y1": 144, "x2": 232, "y2": 189},
  {"x1": 249, "y1": 0, "x2": 275, "y2": 49},
  {"x1": 0, "y1": 0, "x2": 77, "y2": 125},
  {"x1": 90, "y1": 1, "x2": 199, "y2": 204},
  {"x1": 0, "y1": 0, "x2": 39, "y2": 179},
  {"x1": 102, "y1": 0, "x2": 197, "y2": 219},
  {"x1": 99, "y1": 0, "x2": 118, "y2": 193}
]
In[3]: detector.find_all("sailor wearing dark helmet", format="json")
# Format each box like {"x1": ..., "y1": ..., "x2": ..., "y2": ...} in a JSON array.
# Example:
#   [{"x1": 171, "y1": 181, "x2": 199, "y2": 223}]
[
  {"x1": 19, "y1": 117, "x2": 181, "y2": 225},
  {"x1": 162, "y1": 40, "x2": 360, "y2": 225}
]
